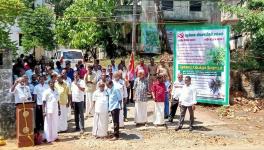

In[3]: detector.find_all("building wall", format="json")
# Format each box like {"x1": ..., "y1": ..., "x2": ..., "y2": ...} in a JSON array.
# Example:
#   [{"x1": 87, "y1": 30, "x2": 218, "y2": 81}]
[{"x1": 163, "y1": 1, "x2": 220, "y2": 23}]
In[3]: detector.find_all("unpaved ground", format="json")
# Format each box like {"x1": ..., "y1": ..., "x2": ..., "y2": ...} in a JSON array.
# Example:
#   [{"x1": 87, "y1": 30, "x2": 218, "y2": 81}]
[{"x1": 3, "y1": 99, "x2": 264, "y2": 150}]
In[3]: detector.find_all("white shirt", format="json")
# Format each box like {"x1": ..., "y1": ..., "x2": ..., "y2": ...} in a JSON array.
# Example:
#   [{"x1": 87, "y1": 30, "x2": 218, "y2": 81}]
[
  {"x1": 33, "y1": 83, "x2": 49, "y2": 105},
  {"x1": 113, "y1": 79, "x2": 128, "y2": 99},
  {"x1": 64, "y1": 77, "x2": 72, "y2": 88},
  {"x1": 42, "y1": 88, "x2": 59, "y2": 114},
  {"x1": 179, "y1": 85, "x2": 197, "y2": 106},
  {"x1": 93, "y1": 90, "x2": 108, "y2": 113},
  {"x1": 171, "y1": 80, "x2": 185, "y2": 99},
  {"x1": 11, "y1": 84, "x2": 32, "y2": 104},
  {"x1": 93, "y1": 70, "x2": 102, "y2": 81},
  {"x1": 71, "y1": 79, "x2": 85, "y2": 102},
  {"x1": 108, "y1": 64, "x2": 118, "y2": 73}
]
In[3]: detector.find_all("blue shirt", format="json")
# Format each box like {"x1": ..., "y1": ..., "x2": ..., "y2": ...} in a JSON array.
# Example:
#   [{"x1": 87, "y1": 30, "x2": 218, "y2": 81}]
[
  {"x1": 67, "y1": 68, "x2": 74, "y2": 81},
  {"x1": 107, "y1": 87, "x2": 122, "y2": 111},
  {"x1": 165, "y1": 80, "x2": 171, "y2": 93}
]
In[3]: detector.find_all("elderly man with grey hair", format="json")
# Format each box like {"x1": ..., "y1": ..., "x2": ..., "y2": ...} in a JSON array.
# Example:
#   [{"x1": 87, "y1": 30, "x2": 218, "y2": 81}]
[
  {"x1": 91, "y1": 81, "x2": 109, "y2": 138},
  {"x1": 112, "y1": 72, "x2": 128, "y2": 128},
  {"x1": 168, "y1": 73, "x2": 184, "y2": 123}
]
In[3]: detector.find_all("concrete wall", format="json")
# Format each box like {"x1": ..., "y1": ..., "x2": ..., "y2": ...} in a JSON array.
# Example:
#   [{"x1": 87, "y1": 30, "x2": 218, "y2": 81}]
[
  {"x1": 163, "y1": 1, "x2": 220, "y2": 23},
  {"x1": 0, "y1": 49, "x2": 16, "y2": 138}
]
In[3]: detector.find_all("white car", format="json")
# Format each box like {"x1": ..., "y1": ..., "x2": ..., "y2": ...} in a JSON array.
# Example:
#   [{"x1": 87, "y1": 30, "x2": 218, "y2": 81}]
[{"x1": 53, "y1": 49, "x2": 84, "y2": 68}]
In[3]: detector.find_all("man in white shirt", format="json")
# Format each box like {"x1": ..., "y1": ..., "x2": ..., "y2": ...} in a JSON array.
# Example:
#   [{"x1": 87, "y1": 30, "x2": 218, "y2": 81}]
[
  {"x1": 168, "y1": 73, "x2": 184, "y2": 123},
  {"x1": 33, "y1": 75, "x2": 49, "y2": 131},
  {"x1": 71, "y1": 71, "x2": 86, "y2": 134},
  {"x1": 92, "y1": 81, "x2": 109, "y2": 138},
  {"x1": 10, "y1": 76, "x2": 32, "y2": 104},
  {"x1": 175, "y1": 76, "x2": 197, "y2": 132},
  {"x1": 61, "y1": 69, "x2": 72, "y2": 87},
  {"x1": 112, "y1": 72, "x2": 128, "y2": 128},
  {"x1": 42, "y1": 80, "x2": 60, "y2": 143}
]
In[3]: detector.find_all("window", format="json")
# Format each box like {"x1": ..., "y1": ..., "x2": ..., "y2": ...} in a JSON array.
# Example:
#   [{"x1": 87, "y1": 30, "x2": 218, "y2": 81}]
[
  {"x1": 162, "y1": 0, "x2": 173, "y2": 11},
  {"x1": 19, "y1": 34, "x2": 23, "y2": 46},
  {"x1": 63, "y1": 51, "x2": 83, "y2": 59},
  {"x1": 190, "y1": 1, "x2": 202, "y2": 12}
]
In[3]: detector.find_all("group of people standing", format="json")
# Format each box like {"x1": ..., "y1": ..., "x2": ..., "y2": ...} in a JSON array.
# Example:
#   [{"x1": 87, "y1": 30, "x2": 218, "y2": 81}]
[{"x1": 11, "y1": 55, "x2": 197, "y2": 143}]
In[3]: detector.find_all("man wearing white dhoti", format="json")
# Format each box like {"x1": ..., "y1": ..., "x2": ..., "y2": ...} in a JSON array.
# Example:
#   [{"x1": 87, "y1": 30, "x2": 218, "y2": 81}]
[
  {"x1": 42, "y1": 80, "x2": 60, "y2": 143},
  {"x1": 84, "y1": 65, "x2": 97, "y2": 116},
  {"x1": 133, "y1": 70, "x2": 148, "y2": 126},
  {"x1": 55, "y1": 75, "x2": 71, "y2": 132},
  {"x1": 113, "y1": 72, "x2": 128, "y2": 128},
  {"x1": 151, "y1": 75, "x2": 166, "y2": 126},
  {"x1": 92, "y1": 81, "x2": 109, "y2": 138}
]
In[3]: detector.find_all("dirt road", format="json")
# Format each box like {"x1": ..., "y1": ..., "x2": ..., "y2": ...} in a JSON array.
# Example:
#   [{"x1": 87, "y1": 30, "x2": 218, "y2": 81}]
[{"x1": 4, "y1": 100, "x2": 264, "y2": 150}]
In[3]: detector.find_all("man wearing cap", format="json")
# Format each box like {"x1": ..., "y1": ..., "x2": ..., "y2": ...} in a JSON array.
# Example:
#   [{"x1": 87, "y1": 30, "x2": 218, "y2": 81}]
[{"x1": 91, "y1": 81, "x2": 109, "y2": 138}]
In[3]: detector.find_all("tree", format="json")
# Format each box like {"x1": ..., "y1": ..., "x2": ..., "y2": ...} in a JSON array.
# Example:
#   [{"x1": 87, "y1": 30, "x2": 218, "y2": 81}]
[
  {"x1": 55, "y1": 0, "x2": 125, "y2": 59},
  {"x1": 0, "y1": 0, "x2": 25, "y2": 54},
  {"x1": 220, "y1": 0, "x2": 264, "y2": 70},
  {"x1": 18, "y1": 6, "x2": 56, "y2": 54}
]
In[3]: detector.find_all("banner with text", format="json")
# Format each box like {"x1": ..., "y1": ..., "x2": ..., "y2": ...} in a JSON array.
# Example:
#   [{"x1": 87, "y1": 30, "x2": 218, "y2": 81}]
[{"x1": 167, "y1": 25, "x2": 230, "y2": 105}]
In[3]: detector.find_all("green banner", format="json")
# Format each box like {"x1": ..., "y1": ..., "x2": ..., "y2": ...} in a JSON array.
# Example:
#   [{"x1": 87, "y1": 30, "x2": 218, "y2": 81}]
[
  {"x1": 141, "y1": 23, "x2": 161, "y2": 53},
  {"x1": 166, "y1": 25, "x2": 230, "y2": 105}
]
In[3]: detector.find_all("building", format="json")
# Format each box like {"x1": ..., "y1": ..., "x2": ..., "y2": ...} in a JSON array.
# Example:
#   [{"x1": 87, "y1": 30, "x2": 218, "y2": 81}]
[{"x1": 116, "y1": 0, "x2": 244, "y2": 53}]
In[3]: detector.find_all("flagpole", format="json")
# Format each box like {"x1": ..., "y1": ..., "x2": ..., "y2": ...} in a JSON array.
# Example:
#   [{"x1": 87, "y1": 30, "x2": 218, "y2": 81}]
[{"x1": 132, "y1": 0, "x2": 137, "y2": 53}]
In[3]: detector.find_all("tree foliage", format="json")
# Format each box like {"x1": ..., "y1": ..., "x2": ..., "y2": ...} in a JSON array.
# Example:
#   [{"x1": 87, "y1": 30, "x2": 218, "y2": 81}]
[
  {"x1": 220, "y1": 0, "x2": 264, "y2": 70},
  {"x1": 55, "y1": 0, "x2": 125, "y2": 59},
  {"x1": 18, "y1": 6, "x2": 56, "y2": 53},
  {"x1": 0, "y1": 0, "x2": 25, "y2": 53},
  {"x1": 51, "y1": 0, "x2": 74, "y2": 16}
]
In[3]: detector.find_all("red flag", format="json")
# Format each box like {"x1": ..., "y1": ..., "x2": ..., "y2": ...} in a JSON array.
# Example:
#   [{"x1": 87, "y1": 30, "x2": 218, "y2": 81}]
[{"x1": 127, "y1": 52, "x2": 135, "y2": 81}]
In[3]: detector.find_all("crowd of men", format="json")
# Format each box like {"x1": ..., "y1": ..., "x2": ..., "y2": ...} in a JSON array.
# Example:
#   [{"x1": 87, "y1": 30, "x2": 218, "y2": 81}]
[{"x1": 10, "y1": 54, "x2": 197, "y2": 142}]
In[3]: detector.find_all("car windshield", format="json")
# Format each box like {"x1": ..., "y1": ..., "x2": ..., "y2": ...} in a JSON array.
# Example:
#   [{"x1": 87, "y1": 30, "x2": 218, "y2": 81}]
[{"x1": 63, "y1": 51, "x2": 83, "y2": 59}]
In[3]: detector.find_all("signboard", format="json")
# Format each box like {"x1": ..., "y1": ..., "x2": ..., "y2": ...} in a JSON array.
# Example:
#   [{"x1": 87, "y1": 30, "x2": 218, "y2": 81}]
[
  {"x1": 141, "y1": 23, "x2": 161, "y2": 53},
  {"x1": 167, "y1": 25, "x2": 230, "y2": 105}
]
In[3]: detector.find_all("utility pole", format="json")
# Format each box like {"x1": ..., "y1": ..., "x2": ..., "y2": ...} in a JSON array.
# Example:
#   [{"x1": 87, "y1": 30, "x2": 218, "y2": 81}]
[{"x1": 132, "y1": 0, "x2": 137, "y2": 53}]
